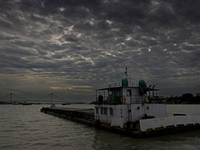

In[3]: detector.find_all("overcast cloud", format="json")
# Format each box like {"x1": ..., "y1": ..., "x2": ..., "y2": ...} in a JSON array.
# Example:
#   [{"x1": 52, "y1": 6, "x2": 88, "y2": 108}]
[{"x1": 0, "y1": 0, "x2": 200, "y2": 102}]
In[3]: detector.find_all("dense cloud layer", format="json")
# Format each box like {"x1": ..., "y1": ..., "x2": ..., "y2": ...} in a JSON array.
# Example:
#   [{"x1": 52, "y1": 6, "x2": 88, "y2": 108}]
[{"x1": 0, "y1": 0, "x2": 200, "y2": 101}]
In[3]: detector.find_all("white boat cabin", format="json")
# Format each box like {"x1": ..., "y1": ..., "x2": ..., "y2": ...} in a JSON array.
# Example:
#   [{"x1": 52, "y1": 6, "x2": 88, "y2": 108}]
[{"x1": 94, "y1": 79, "x2": 166, "y2": 128}]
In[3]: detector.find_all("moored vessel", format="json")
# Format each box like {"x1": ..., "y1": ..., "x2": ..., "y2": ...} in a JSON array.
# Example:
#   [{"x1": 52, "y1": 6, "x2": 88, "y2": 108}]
[
  {"x1": 41, "y1": 69, "x2": 200, "y2": 137},
  {"x1": 94, "y1": 69, "x2": 200, "y2": 137}
]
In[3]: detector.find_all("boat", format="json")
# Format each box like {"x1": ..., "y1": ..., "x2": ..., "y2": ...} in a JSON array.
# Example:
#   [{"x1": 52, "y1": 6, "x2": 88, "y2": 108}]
[
  {"x1": 94, "y1": 70, "x2": 200, "y2": 137},
  {"x1": 41, "y1": 69, "x2": 200, "y2": 137},
  {"x1": 22, "y1": 102, "x2": 32, "y2": 105},
  {"x1": 62, "y1": 102, "x2": 71, "y2": 105}
]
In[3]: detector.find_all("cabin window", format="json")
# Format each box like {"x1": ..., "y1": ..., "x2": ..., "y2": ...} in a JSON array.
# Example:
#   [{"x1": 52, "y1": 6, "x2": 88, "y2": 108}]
[
  {"x1": 104, "y1": 108, "x2": 107, "y2": 115},
  {"x1": 127, "y1": 89, "x2": 132, "y2": 96},
  {"x1": 108, "y1": 91, "x2": 112, "y2": 96},
  {"x1": 101, "y1": 108, "x2": 103, "y2": 114},
  {"x1": 96, "y1": 108, "x2": 99, "y2": 114},
  {"x1": 117, "y1": 90, "x2": 120, "y2": 95},
  {"x1": 110, "y1": 108, "x2": 113, "y2": 116}
]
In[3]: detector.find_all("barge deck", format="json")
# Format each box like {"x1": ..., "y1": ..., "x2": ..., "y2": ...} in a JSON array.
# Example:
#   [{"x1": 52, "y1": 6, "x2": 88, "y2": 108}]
[{"x1": 41, "y1": 107, "x2": 95, "y2": 126}]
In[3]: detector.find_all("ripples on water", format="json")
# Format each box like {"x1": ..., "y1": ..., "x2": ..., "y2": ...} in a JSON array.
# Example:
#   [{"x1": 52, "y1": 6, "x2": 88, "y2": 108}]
[{"x1": 0, "y1": 104, "x2": 200, "y2": 150}]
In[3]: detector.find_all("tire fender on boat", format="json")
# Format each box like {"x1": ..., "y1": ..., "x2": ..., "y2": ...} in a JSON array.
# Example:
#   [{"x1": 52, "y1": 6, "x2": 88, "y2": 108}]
[
  {"x1": 111, "y1": 97, "x2": 114, "y2": 103},
  {"x1": 107, "y1": 97, "x2": 114, "y2": 103},
  {"x1": 121, "y1": 97, "x2": 126, "y2": 104},
  {"x1": 107, "y1": 97, "x2": 110, "y2": 103}
]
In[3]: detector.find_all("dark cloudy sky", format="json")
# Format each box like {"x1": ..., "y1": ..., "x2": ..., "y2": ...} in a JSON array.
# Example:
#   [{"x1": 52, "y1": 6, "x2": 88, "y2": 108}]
[{"x1": 0, "y1": 0, "x2": 200, "y2": 102}]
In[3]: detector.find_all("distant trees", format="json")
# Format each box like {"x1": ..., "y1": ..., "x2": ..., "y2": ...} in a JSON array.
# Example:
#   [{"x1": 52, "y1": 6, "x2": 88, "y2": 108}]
[
  {"x1": 166, "y1": 93, "x2": 200, "y2": 104},
  {"x1": 181, "y1": 93, "x2": 194, "y2": 103}
]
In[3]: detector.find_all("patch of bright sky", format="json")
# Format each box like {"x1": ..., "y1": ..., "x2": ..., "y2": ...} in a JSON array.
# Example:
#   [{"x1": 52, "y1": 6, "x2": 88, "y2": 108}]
[
  {"x1": 181, "y1": 50, "x2": 193, "y2": 53},
  {"x1": 46, "y1": 52, "x2": 55, "y2": 57},
  {"x1": 149, "y1": 0, "x2": 160, "y2": 14},
  {"x1": 32, "y1": 14, "x2": 44, "y2": 19},
  {"x1": 50, "y1": 26, "x2": 75, "y2": 45},
  {"x1": 150, "y1": 0, "x2": 174, "y2": 14},
  {"x1": 59, "y1": 7, "x2": 65, "y2": 12},
  {"x1": 0, "y1": 15, "x2": 13, "y2": 25},
  {"x1": 50, "y1": 35, "x2": 63, "y2": 46},
  {"x1": 60, "y1": 55, "x2": 75, "y2": 61},
  {"x1": 14, "y1": 10, "x2": 26, "y2": 20},
  {"x1": 0, "y1": 27, "x2": 41, "y2": 44},
  {"x1": 184, "y1": 43, "x2": 200, "y2": 47},
  {"x1": 81, "y1": 7, "x2": 89, "y2": 12},
  {"x1": 41, "y1": 2, "x2": 45, "y2": 8},
  {"x1": 0, "y1": 31, "x2": 15, "y2": 39},
  {"x1": 106, "y1": 20, "x2": 113, "y2": 25},
  {"x1": 80, "y1": 55, "x2": 95, "y2": 65},
  {"x1": 34, "y1": 23, "x2": 50, "y2": 33},
  {"x1": 50, "y1": 86, "x2": 63, "y2": 90},
  {"x1": 104, "y1": 51, "x2": 114, "y2": 56},
  {"x1": 74, "y1": 61, "x2": 82, "y2": 65},
  {"x1": 54, "y1": 49, "x2": 68, "y2": 53},
  {"x1": 126, "y1": 35, "x2": 132, "y2": 41},
  {"x1": 75, "y1": 33, "x2": 82, "y2": 38},
  {"x1": 111, "y1": 28, "x2": 119, "y2": 31},
  {"x1": 89, "y1": 18, "x2": 95, "y2": 25},
  {"x1": 141, "y1": 36, "x2": 149, "y2": 39},
  {"x1": 51, "y1": 85, "x2": 92, "y2": 90},
  {"x1": 64, "y1": 25, "x2": 74, "y2": 32},
  {"x1": 63, "y1": 25, "x2": 75, "y2": 36},
  {"x1": 72, "y1": 86, "x2": 92, "y2": 89}
]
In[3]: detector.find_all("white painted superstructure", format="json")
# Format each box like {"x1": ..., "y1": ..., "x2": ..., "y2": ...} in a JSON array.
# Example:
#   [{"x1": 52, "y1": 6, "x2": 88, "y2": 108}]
[
  {"x1": 94, "y1": 77, "x2": 200, "y2": 134},
  {"x1": 95, "y1": 104, "x2": 166, "y2": 128},
  {"x1": 94, "y1": 78, "x2": 166, "y2": 129},
  {"x1": 139, "y1": 116, "x2": 200, "y2": 132}
]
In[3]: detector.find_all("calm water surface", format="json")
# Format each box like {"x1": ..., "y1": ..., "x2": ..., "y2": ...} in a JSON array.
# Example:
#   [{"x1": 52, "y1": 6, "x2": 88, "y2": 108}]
[{"x1": 1, "y1": 104, "x2": 200, "y2": 150}]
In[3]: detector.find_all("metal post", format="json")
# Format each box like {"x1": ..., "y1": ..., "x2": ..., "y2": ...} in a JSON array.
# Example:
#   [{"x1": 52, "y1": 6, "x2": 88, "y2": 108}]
[
  {"x1": 125, "y1": 67, "x2": 127, "y2": 79},
  {"x1": 51, "y1": 93, "x2": 53, "y2": 104},
  {"x1": 104, "y1": 91, "x2": 105, "y2": 101},
  {"x1": 152, "y1": 85, "x2": 155, "y2": 99},
  {"x1": 96, "y1": 90, "x2": 97, "y2": 102},
  {"x1": 149, "y1": 85, "x2": 151, "y2": 98}
]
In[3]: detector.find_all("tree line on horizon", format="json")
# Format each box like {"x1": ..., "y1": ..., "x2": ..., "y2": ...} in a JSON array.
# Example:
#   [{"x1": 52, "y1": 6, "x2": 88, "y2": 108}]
[{"x1": 166, "y1": 93, "x2": 200, "y2": 104}]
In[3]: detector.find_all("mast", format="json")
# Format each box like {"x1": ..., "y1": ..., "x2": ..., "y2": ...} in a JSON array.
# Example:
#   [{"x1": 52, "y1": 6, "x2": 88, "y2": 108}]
[
  {"x1": 125, "y1": 67, "x2": 127, "y2": 79},
  {"x1": 51, "y1": 93, "x2": 53, "y2": 104}
]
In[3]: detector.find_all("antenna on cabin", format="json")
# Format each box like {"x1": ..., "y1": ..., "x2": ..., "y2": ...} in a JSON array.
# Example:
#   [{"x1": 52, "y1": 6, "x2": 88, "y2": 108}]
[{"x1": 125, "y1": 67, "x2": 127, "y2": 79}]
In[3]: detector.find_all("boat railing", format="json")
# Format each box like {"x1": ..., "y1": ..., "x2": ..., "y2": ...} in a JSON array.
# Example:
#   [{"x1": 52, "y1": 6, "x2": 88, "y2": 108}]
[
  {"x1": 108, "y1": 83, "x2": 121, "y2": 88},
  {"x1": 95, "y1": 95, "x2": 144, "y2": 105},
  {"x1": 108, "y1": 81, "x2": 138, "y2": 88},
  {"x1": 129, "y1": 95, "x2": 143, "y2": 104}
]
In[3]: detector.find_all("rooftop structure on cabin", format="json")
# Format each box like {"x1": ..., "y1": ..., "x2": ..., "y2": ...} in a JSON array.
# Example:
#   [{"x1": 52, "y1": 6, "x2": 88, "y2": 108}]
[{"x1": 95, "y1": 78, "x2": 160, "y2": 105}]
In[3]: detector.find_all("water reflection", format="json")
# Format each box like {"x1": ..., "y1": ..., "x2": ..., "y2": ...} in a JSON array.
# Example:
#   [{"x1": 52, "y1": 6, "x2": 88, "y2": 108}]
[{"x1": 91, "y1": 124, "x2": 200, "y2": 150}]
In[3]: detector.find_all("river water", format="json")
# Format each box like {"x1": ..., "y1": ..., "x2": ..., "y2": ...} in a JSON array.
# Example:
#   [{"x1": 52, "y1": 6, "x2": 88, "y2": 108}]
[{"x1": 1, "y1": 104, "x2": 200, "y2": 150}]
